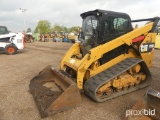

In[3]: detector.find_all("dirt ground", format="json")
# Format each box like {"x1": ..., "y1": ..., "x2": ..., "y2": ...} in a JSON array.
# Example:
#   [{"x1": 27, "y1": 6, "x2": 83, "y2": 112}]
[{"x1": 0, "y1": 40, "x2": 160, "y2": 120}]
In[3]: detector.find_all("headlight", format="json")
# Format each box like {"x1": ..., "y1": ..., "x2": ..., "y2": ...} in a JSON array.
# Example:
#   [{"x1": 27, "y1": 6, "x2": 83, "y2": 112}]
[{"x1": 17, "y1": 39, "x2": 22, "y2": 43}]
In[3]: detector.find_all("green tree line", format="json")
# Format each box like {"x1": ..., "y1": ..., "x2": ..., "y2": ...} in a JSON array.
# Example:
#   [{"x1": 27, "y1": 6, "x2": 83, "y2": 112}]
[{"x1": 34, "y1": 20, "x2": 80, "y2": 34}]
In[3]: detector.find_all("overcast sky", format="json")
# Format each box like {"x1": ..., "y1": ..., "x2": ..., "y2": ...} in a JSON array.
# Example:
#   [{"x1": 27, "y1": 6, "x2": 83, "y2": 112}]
[{"x1": 0, "y1": 0, "x2": 160, "y2": 32}]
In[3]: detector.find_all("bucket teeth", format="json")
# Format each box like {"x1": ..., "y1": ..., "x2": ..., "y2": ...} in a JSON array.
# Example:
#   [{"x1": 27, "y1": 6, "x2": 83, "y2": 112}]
[{"x1": 29, "y1": 65, "x2": 81, "y2": 118}]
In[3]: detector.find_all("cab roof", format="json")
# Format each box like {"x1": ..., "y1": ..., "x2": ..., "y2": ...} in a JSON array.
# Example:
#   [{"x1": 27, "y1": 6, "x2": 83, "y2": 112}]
[{"x1": 80, "y1": 9, "x2": 130, "y2": 19}]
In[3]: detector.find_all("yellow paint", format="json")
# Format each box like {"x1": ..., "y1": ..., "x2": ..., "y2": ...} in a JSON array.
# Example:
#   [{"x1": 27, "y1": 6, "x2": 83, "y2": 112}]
[
  {"x1": 60, "y1": 22, "x2": 156, "y2": 90},
  {"x1": 155, "y1": 35, "x2": 160, "y2": 49},
  {"x1": 96, "y1": 71, "x2": 146, "y2": 95},
  {"x1": 140, "y1": 33, "x2": 155, "y2": 67}
]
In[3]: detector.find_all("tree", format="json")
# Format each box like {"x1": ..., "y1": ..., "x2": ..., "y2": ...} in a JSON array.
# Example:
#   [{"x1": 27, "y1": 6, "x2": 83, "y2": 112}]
[
  {"x1": 61, "y1": 26, "x2": 68, "y2": 32},
  {"x1": 68, "y1": 26, "x2": 80, "y2": 33},
  {"x1": 26, "y1": 28, "x2": 32, "y2": 33},
  {"x1": 52, "y1": 24, "x2": 63, "y2": 32},
  {"x1": 35, "y1": 20, "x2": 51, "y2": 34},
  {"x1": 51, "y1": 24, "x2": 69, "y2": 33}
]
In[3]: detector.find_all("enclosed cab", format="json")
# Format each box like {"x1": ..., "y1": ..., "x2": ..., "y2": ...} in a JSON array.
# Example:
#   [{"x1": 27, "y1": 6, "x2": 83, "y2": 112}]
[
  {"x1": 0, "y1": 26, "x2": 9, "y2": 35},
  {"x1": 79, "y1": 10, "x2": 132, "y2": 56},
  {"x1": 0, "y1": 26, "x2": 25, "y2": 55}
]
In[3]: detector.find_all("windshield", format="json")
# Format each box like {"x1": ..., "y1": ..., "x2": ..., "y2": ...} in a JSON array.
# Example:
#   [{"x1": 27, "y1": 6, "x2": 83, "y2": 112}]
[
  {"x1": 0, "y1": 27, "x2": 8, "y2": 34},
  {"x1": 79, "y1": 15, "x2": 98, "y2": 52},
  {"x1": 82, "y1": 15, "x2": 98, "y2": 36}
]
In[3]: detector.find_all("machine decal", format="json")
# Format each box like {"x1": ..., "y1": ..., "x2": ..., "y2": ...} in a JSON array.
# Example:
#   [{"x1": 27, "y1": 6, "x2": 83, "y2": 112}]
[
  {"x1": 17, "y1": 39, "x2": 22, "y2": 43},
  {"x1": 140, "y1": 43, "x2": 155, "y2": 53}
]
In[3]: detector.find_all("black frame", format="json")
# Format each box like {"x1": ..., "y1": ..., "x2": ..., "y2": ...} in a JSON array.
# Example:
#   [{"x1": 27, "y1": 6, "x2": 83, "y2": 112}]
[{"x1": 80, "y1": 9, "x2": 133, "y2": 45}]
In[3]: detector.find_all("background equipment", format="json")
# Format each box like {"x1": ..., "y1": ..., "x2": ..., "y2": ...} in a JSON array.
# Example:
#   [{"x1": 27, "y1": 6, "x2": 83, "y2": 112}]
[{"x1": 0, "y1": 26, "x2": 25, "y2": 55}]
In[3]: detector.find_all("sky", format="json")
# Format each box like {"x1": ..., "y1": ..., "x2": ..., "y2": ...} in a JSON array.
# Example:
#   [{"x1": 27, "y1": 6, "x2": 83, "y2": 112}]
[{"x1": 0, "y1": 0, "x2": 160, "y2": 32}]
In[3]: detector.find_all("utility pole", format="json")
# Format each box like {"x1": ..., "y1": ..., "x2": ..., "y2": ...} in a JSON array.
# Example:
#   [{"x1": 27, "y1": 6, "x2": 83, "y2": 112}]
[{"x1": 20, "y1": 8, "x2": 27, "y2": 32}]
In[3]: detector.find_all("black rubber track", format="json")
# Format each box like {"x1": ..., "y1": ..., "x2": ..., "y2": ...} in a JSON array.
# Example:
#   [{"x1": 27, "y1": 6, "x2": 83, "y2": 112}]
[{"x1": 84, "y1": 58, "x2": 152, "y2": 102}]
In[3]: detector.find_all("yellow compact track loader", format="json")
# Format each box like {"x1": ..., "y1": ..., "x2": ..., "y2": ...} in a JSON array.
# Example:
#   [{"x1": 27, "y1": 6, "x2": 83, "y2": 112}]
[{"x1": 29, "y1": 9, "x2": 159, "y2": 118}]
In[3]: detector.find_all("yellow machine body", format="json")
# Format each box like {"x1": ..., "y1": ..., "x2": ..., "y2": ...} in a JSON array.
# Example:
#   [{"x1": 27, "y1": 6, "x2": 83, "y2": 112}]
[{"x1": 61, "y1": 22, "x2": 155, "y2": 90}]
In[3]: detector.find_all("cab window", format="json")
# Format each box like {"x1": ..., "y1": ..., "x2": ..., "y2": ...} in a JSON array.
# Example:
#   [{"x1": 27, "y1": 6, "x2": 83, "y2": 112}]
[{"x1": 103, "y1": 16, "x2": 129, "y2": 42}]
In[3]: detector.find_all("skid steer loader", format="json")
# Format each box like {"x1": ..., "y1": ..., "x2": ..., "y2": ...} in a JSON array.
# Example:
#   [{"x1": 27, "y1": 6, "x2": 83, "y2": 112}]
[
  {"x1": 0, "y1": 26, "x2": 25, "y2": 55},
  {"x1": 29, "y1": 9, "x2": 159, "y2": 118}
]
